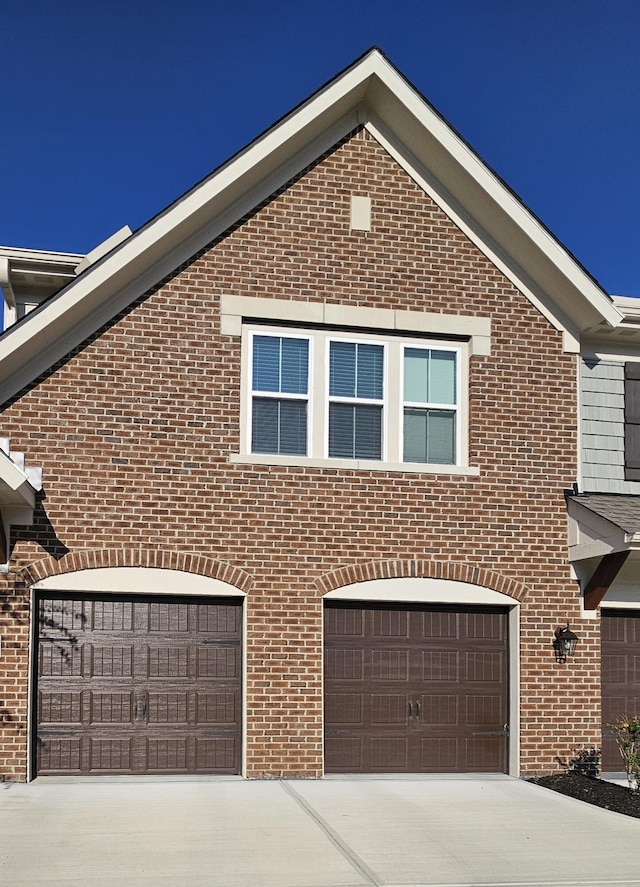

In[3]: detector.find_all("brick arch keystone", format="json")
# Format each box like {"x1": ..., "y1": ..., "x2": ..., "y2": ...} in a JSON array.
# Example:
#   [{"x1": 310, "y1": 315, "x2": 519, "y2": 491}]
[
  {"x1": 315, "y1": 559, "x2": 527, "y2": 601},
  {"x1": 20, "y1": 549, "x2": 253, "y2": 593}
]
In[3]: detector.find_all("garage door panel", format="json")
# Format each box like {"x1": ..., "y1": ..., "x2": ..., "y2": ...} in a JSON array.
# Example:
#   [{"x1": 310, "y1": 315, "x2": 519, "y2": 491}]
[
  {"x1": 40, "y1": 598, "x2": 87, "y2": 637},
  {"x1": 146, "y1": 645, "x2": 189, "y2": 679},
  {"x1": 371, "y1": 649, "x2": 409, "y2": 681},
  {"x1": 197, "y1": 645, "x2": 239, "y2": 678},
  {"x1": 466, "y1": 612, "x2": 505, "y2": 640},
  {"x1": 39, "y1": 641, "x2": 83, "y2": 677},
  {"x1": 89, "y1": 691, "x2": 134, "y2": 724},
  {"x1": 602, "y1": 652, "x2": 626, "y2": 683},
  {"x1": 90, "y1": 645, "x2": 134, "y2": 678},
  {"x1": 325, "y1": 648, "x2": 364, "y2": 680},
  {"x1": 195, "y1": 692, "x2": 238, "y2": 725},
  {"x1": 372, "y1": 609, "x2": 410, "y2": 638},
  {"x1": 325, "y1": 737, "x2": 362, "y2": 770},
  {"x1": 92, "y1": 600, "x2": 134, "y2": 632},
  {"x1": 325, "y1": 604, "x2": 507, "y2": 774},
  {"x1": 421, "y1": 737, "x2": 458, "y2": 770},
  {"x1": 89, "y1": 737, "x2": 133, "y2": 773},
  {"x1": 36, "y1": 593, "x2": 242, "y2": 776},
  {"x1": 39, "y1": 691, "x2": 83, "y2": 725},
  {"x1": 370, "y1": 694, "x2": 409, "y2": 726},
  {"x1": 370, "y1": 737, "x2": 408, "y2": 769},
  {"x1": 466, "y1": 736, "x2": 503, "y2": 771},
  {"x1": 466, "y1": 651, "x2": 504, "y2": 683},
  {"x1": 325, "y1": 606, "x2": 365, "y2": 638},
  {"x1": 146, "y1": 738, "x2": 188, "y2": 772},
  {"x1": 325, "y1": 693, "x2": 364, "y2": 725},
  {"x1": 465, "y1": 693, "x2": 502, "y2": 725},
  {"x1": 196, "y1": 737, "x2": 238, "y2": 772},
  {"x1": 421, "y1": 694, "x2": 458, "y2": 726},
  {"x1": 422, "y1": 650, "x2": 458, "y2": 681},
  {"x1": 147, "y1": 692, "x2": 189, "y2": 724},
  {"x1": 39, "y1": 737, "x2": 83, "y2": 774},
  {"x1": 420, "y1": 611, "x2": 459, "y2": 639}
]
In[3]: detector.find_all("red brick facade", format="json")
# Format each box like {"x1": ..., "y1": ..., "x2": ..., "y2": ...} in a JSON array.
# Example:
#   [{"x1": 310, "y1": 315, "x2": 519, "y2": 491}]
[{"x1": 0, "y1": 128, "x2": 598, "y2": 780}]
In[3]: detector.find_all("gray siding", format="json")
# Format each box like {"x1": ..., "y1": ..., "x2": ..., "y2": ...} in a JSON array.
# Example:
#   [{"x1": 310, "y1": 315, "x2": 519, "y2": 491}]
[{"x1": 580, "y1": 358, "x2": 640, "y2": 493}]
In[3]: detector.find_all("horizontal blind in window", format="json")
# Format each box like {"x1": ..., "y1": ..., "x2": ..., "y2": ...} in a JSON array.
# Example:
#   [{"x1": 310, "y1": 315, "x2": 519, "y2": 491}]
[
  {"x1": 329, "y1": 341, "x2": 384, "y2": 459},
  {"x1": 251, "y1": 335, "x2": 309, "y2": 456}
]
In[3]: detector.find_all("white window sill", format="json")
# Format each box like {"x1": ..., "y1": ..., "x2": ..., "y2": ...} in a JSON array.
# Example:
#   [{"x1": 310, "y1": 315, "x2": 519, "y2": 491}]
[{"x1": 229, "y1": 453, "x2": 480, "y2": 476}]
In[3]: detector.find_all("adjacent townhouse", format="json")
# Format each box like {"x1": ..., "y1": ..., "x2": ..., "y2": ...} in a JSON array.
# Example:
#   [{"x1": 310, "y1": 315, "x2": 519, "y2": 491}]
[
  {"x1": 0, "y1": 49, "x2": 635, "y2": 781},
  {"x1": 569, "y1": 299, "x2": 640, "y2": 771}
]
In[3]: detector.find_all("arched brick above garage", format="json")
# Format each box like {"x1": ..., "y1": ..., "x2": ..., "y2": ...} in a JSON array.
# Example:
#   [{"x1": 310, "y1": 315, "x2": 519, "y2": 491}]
[
  {"x1": 19, "y1": 548, "x2": 253, "y2": 593},
  {"x1": 315, "y1": 559, "x2": 527, "y2": 602}
]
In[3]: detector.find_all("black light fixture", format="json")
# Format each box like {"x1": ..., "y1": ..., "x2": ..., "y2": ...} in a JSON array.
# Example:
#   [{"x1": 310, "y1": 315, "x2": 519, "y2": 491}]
[{"x1": 553, "y1": 624, "x2": 579, "y2": 663}]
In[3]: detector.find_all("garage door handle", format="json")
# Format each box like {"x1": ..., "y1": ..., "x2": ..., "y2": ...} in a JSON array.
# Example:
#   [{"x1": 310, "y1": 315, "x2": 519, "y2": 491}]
[
  {"x1": 408, "y1": 700, "x2": 413, "y2": 717},
  {"x1": 416, "y1": 700, "x2": 421, "y2": 718},
  {"x1": 133, "y1": 696, "x2": 147, "y2": 720}
]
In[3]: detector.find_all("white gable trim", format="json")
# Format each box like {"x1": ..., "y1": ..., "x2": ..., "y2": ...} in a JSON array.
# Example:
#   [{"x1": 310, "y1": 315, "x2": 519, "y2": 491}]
[
  {"x1": 0, "y1": 49, "x2": 620, "y2": 403},
  {"x1": 365, "y1": 118, "x2": 580, "y2": 351}
]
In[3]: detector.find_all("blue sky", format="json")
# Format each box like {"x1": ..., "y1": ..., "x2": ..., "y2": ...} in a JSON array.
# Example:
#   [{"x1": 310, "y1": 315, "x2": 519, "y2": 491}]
[{"x1": 2, "y1": 0, "x2": 639, "y2": 296}]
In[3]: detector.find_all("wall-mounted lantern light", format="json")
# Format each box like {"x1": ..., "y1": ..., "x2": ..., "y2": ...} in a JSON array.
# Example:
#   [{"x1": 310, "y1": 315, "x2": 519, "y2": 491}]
[{"x1": 553, "y1": 624, "x2": 579, "y2": 663}]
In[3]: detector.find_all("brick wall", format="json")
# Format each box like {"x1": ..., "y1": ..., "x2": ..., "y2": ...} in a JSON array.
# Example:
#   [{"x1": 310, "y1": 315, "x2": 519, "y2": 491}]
[{"x1": 0, "y1": 127, "x2": 596, "y2": 779}]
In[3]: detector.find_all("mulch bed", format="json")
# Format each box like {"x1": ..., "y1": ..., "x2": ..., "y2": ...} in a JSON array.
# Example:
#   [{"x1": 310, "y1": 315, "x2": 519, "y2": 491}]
[{"x1": 529, "y1": 772, "x2": 640, "y2": 818}]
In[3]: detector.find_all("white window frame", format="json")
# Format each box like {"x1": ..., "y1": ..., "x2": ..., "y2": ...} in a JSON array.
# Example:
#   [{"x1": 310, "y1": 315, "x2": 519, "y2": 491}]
[
  {"x1": 325, "y1": 335, "x2": 388, "y2": 461},
  {"x1": 235, "y1": 323, "x2": 477, "y2": 476},
  {"x1": 400, "y1": 343, "x2": 461, "y2": 466},
  {"x1": 247, "y1": 330, "x2": 313, "y2": 457}
]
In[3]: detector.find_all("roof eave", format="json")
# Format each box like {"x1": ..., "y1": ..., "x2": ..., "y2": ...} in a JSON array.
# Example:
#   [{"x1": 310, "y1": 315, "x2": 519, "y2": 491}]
[{"x1": 0, "y1": 50, "x2": 621, "y2": 404}]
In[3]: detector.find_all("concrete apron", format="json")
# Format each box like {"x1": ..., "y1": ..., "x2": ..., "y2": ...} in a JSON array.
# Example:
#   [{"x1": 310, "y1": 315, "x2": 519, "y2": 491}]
[{"x1": 1, "y1": 775, "x2": 639, "y2": 887}]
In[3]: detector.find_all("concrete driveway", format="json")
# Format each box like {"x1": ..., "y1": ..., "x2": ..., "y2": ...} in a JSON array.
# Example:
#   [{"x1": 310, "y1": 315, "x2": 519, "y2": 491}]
[{"x1": 1, "y1": 774, "x2": 639, "y2": 887}]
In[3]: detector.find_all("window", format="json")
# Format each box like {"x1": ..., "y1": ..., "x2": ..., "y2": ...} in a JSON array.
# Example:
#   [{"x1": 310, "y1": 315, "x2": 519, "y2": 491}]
[
  {"x1": 329, "y1": 341, "x2": 384, "y2": 459},
  {"x1": 241, "y1": 326, "x2": 470, "y2": 473},
  {"x1": 402, "y1": 346, "x2": 457, "y2": 464},
  {"x1": 251, "y1": 334, "x2": 309, "y2": 455}
]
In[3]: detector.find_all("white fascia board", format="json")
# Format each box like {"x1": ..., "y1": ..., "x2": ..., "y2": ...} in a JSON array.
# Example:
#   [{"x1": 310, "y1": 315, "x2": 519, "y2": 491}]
[
  {"x1": 366, "y1": 116, "x2": 579, "y2": 349},
  {"x1": 0, "y1": 246, "x2": 84, "y2": 264},
  {"x1": 0, "y1": 50, "x2": 620, "y2": 403},
  {"x1": 0, "y1": 73, "x2": 372, "y2": 404}
]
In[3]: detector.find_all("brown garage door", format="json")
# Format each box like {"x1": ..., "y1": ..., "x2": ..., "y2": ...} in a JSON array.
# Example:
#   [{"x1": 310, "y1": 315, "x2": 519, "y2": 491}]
[
  {"x1": 601, "y1": 610, "x2": 640, "y2": 772},
  {"x1": 35, "y1": 594, "x2": 242, "y2": 777},
  {"x1": 324, "y1": 603, "x2": 508, "y2": 773}
]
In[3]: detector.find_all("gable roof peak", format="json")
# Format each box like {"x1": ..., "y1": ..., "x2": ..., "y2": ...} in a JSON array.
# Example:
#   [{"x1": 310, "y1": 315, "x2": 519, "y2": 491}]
[{"x1": 0, "y1": 49, "x2": 622, "y2": 403}]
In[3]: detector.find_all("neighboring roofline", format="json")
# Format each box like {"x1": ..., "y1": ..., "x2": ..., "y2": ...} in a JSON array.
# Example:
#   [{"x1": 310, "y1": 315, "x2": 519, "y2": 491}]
[
  {"x1": 0, "y1": 48, "x2": 623, "y2": 404},
  {"x1": 0, "y1": 245, "x2": 84, "y2": 264}
]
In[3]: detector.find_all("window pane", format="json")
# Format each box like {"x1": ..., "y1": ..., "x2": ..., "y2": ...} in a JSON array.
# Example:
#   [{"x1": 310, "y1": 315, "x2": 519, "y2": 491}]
[
  {"x1": 429, "y1": 351, "x2": 456, "y2": 404},
  {"x1": 252, "y1": 398, "x2": 306, "y2": 455},
  {"x1": 356, "y1": 344, "x2": 384, "y2": 399},
  {"x1": 403, "y1": 408, "x2": 455, "y2": 464},
  {"x1": 404, "y1": 348, "x2": 429, "y2": 403},
  {"x1": 427, "y1": 410, "x2": 455, "y2": 463},
  {"x1": 280, "y1": 338, "x2": 308, "y2": 394},
  {"x1": 253, "y1": 336, "x2": 280, "y2": 392},
  {"x1": 403, "y1": 407, "x2": 429, "y2": 462},
  {"x1": 253, "y1": 336, "x2": 308, "y2": 394},
  {"x1": 404, "y1": 348, "x2": 456, "y2": 405},
  {"x1": 329, "y1": 403, "x2": 382, "y2": 459},
  {"x1": 330, "y1": 342, "x2": 384, "y2": 400},
  {"x1": 330, "y1": 342, "x2": 356, "y2": 397}
]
